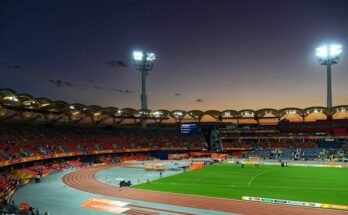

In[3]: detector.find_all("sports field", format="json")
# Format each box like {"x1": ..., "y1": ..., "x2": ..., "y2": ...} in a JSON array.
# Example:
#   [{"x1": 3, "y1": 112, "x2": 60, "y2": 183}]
[{"x1": 134, "y1": 164, "x2": 348, "y2": 205}]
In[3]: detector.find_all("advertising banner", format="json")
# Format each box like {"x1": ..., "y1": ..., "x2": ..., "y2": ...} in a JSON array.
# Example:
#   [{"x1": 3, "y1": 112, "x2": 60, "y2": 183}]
[{"x1": 242, "y1": 196, "x2": 323, "y2": 208}]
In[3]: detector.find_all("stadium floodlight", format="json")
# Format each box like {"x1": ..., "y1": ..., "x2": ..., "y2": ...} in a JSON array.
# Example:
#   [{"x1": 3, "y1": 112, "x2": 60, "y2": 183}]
[
  {"x1": 316, "y1": 44, "x2": 342, "y2": 58},
  {"x1": 316, "y1": 44, "x2": 342, "y2": 108},
  {"x1": 146, "y1": 52, "x2": 156, "y2": 61},
  {"x1": 330, "y1": 44, "x2": 342, "y2": 57},
  {"x1": 132, "y1": 50, "x2": 156, "y2": 128},
  {"x1": 315, "y1": 46, "x2": 328, "y2": 58},
  {"x1": 133, "y1": 51, "x2": 144, "y2": 61}
]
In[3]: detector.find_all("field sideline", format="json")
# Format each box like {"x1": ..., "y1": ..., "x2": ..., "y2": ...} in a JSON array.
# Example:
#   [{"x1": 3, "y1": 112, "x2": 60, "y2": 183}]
[{"x1": 133, "y1": 163, "x2": 348, "y2": 205}]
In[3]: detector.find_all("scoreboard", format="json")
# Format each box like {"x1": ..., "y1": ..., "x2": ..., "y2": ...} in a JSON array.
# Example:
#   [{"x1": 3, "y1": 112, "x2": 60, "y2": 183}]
[{"x1": 181, "y1": 124, "x2": 199, "y2": 134}]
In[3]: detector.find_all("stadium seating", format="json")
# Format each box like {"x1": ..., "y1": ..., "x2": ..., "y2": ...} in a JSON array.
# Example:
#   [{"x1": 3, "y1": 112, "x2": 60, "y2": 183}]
[
  {"x1": 0, "y1": 121, "x2": 347, "y2": 164},
  {"x1": 0, "y1": 122, "x2": 207, "y2": 162},
  {"x1": 0, "y1": 173, "x2": 21, "y2": 201}
]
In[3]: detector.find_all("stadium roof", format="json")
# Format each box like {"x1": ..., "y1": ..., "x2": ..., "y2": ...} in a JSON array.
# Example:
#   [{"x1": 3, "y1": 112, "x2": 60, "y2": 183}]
[{"x1": 1, "y1": 88, "x2": 348, "y2": 123}]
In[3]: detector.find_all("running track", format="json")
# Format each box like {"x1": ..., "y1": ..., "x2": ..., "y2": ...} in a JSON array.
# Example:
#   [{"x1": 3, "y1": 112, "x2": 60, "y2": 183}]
[{"x1": 62, "y1": 165, "x2": 348, "y2": 215}]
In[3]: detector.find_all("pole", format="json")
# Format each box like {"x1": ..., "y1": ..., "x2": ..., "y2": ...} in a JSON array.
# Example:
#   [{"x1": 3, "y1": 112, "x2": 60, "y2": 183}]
[
  {"x1": 141, "y1": 68, "x2": 147, "y2": 110},
  {"x1": 141, "y1": 66, "x2": 147, "y2": 128},
  {"x1": 326, "y1": 60, "x2": 332, "y2": 108}
]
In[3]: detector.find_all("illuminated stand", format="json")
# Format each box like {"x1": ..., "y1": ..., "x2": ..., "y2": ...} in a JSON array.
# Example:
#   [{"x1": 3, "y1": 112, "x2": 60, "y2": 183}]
[
  {"x1": 133, "y1": 51, "x2": 156, "y2": 128},
  {"x1": 315, "y1": 44, "x2": 342, "y2": 108}
]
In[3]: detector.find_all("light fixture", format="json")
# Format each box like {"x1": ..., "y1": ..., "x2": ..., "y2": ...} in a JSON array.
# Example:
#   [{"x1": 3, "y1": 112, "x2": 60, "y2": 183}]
[{"x1": 133, "y1": 51, "x2": 144, "y2": 61}]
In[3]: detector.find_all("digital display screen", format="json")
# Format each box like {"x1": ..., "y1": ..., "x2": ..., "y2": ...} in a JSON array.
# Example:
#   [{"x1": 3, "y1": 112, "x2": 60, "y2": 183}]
[{"x1": 181, "y1": 124, "x2": 199, "y2": 134}]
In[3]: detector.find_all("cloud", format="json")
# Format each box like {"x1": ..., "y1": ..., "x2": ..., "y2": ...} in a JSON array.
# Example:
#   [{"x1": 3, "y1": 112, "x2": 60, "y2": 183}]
[
  {"x1": 123, "y1": 89, "x2": 134, "y2": 94},
  {"x1": 13, "y1": 65, "x2": 22, "y2": 69},
  {"x1": 111, "y1": 88, "x2": 134, "y2": 94},
  {"x1": 47, "y1": 79, "x2": 133, "y2": 94},
  {"x1": 48, "y1": 79, "x2": 73, "y2": 87},
  {"x1": 63, "y1": 81, "x2": 73, "y2": 87},
  {"x1": 105, "y1": 60, "x2": 128, "y2": 68},
  {"x1": 3, "y1": 62, "x2": 22, "y2": 70},
  {"x1": 111, "y1": 88, "x2": 122, "y2": 92},
  {"x1": 49, "y1": 79, "x2": 63, "y2": 86}
]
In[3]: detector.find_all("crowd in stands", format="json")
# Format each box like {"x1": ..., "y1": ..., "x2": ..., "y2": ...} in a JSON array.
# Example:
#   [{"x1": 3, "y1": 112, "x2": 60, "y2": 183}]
[
  {"x1": 223, "y1": 140, "x2": 317, "y2": 150},
  {"x1": 0, "y1": 122, "x2": 207, "y2": 161},
  {"x1": 0, "y1": 173, "x2": 26, "y2": 214},
  {"x1": 223, "y1": 139, "x2": 348, "y2": 161},
  {"x1": 247, "y1": 147, "x2": 348, "y2": 161},
  {"x1": 0, "y1": 173, "x2": 21, "y2": 201}
]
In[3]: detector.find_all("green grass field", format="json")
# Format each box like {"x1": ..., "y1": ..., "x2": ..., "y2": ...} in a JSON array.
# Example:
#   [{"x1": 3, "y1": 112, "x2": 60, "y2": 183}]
[{"x1": 134, "y1": 164, "x2": 348, "y2": 205}]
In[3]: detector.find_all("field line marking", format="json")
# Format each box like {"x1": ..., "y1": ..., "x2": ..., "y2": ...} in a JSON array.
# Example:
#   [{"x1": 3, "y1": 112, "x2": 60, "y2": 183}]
[{"x1": 248, "y1": 169, "x2": 275, "y2": 187}]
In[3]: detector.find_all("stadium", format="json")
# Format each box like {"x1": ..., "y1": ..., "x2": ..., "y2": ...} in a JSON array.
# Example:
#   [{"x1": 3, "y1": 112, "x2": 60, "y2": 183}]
[
  {"x1": 1, "y1": 0, "x2": 348, "y2": 215},
  {"x1": 1, "y1": 87, "x2": 348, "y2": 215}
]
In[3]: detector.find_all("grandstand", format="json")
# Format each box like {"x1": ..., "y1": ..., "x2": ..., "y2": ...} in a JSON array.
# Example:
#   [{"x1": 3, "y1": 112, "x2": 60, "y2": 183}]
[{"x1": 219, "y1": 119, "x2": 348, "y2": 160}]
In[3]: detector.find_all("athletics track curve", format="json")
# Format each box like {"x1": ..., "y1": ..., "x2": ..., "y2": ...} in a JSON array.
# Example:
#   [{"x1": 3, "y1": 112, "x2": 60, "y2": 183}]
[{"x1": 62, "y1": 164, "x2": 348, "y2": 215}]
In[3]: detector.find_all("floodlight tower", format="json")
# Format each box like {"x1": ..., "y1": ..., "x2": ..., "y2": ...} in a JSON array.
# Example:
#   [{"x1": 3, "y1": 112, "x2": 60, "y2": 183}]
[
  {"x1": 316, "y1": 44, "x2": 342, "y2": 108},
  {"x1": 133, "y1": 50, "x2": 156, "y2": 128}
]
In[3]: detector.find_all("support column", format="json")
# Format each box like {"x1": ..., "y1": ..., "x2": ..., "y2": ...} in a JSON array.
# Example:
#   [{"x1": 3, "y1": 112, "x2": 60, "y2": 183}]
[
  {"x1": 327, "y1": 61, "x2": 332, "y2": 108},
  {"x1": 141, "y1": 68, "x2": 148, "y2": 128}
]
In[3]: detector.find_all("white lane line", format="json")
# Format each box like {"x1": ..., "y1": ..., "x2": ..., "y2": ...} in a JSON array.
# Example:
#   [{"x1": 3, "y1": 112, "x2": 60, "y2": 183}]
[{"x1": 248, "y1": 169, "x2": 276, "y2": 187}]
